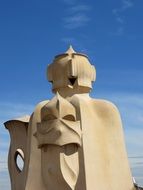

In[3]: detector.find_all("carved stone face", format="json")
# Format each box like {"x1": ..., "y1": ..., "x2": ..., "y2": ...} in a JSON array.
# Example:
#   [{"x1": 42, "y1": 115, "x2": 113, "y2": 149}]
[
  {"x1": 34, "y1": 94, "x2": 81, "y2": 190},
  {"x1": 36, "y1": 93, "x2": 81, "y2": 147}
]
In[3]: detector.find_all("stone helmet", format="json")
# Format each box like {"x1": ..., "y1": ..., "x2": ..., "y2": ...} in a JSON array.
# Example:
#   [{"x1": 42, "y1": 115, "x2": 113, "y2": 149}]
[{"x1": 47, "y1": 46, "x2": 96, "y2": 94}]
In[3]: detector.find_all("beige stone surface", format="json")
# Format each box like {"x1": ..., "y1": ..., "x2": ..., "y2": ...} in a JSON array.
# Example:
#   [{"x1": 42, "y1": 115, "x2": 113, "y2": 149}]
[
  {"x1": 69, "y1": 94, "x2": 135, "y2": 190},
  {"x1": 47, "y1": 46, "x2": 96, "y2": 97},
  {"x1": 4, "y1": 116, "x2": 30, "y2": 190},
  {"x1": 4, "y1": 46, "x2": 136, "y2": 190}
]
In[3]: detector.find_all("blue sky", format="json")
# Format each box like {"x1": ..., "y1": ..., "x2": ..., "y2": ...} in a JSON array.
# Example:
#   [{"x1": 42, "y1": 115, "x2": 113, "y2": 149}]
[{"x1": 0, "y1": 0, "x2": 143, "y2": 189}]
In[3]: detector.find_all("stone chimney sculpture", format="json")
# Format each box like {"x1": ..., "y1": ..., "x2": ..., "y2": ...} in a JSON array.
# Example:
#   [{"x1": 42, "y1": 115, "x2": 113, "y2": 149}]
[{"x1": 4, "y1": 46, "x2": 136, "y2": 190}]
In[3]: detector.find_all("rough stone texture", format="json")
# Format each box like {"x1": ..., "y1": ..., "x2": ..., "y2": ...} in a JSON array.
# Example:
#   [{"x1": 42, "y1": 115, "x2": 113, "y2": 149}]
[{"x1": 4, "y1": 46, "x2": 136, "y2": 190}]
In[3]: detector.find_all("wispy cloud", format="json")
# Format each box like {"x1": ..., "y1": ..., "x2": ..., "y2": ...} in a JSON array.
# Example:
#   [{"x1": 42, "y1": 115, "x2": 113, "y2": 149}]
[
  {"x1": 98, "y1": 93, "x2": 143, "y2": 128},
  {"x1": 111, "y1": 26, "x2": 124, "y2": 36},
  {"x1": 62, "y1": 0, "x2": 91, "y2": 30},
  {"x1": 0, "y1": 139, "x2": 10, "y2": 189},
  {"x1": 122, "y1": 0, "x2": 133, "y2": 10},
  {"x1": 62, "y1": 0, "x2": 76, "y2": 5},
  {"x1": 116, "y1": 17, "x2": 124, "y2": 24},
  {"x1": 68, "y1": 5, "x2": 91, "y2": 13},
  {"x1": 0, "y1": 170, "x2": 11, "y2": 190},
  {"x1": 0, "y1": 164, "x2": 8, "y2": 175},
  {"x1": 112, "y1": 0, "x2": 134, "y2": 17},
  {"x1": 0, "y1": 102, "x2": 33, "y2": 124},
  {"x1": 129, "y1": 156, "x2": 143, "y2": 186},
  {"x1": 112, "y1": 0, "x2": 134, "y2": 36},
  {"x1": 63, "y1": 13, "x2": 90, "y2": 29},
  {"x1": 60, "y1": 0, "x2": 92, "y2": 52}
]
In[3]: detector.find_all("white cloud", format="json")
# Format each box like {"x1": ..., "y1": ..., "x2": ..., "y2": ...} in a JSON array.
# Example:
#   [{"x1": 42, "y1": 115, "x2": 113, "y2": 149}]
[
  {"x1": 0, "y1": 102, "x2": 33, "y2": 124},
  {"x1": 116, "y1": 17, "x2": 124, "y2": 24},
  {"x1": 0, "y1": 147, "x2": 10, "y2": 189},
  {"x1": 61, "y1": 0, "x2": 91, "y2": 30},
  {"x1": 61, "y1": 1, "x2": 92, "y2": 51},
  {"x1": 63, "y1": 13, "x2": 90, "y2": 29},
  {"x1": 62, "y1": 0, "x2": 76, "y2": 5},
  {"x1": 112, "y1": 0, "x2": 133, "y2": 14},
  {"x1": 122, "y1": 0, "x2": 133, "y2": 10},
  {"x1": 112, "y1": 0, "x2": 134, "y2": 36},
  {"x1": 101, "y1": 93, "x2": 143, "y2": 126},
  {"x1": 0, "y1": 170, "x2": 11, "y2": 190},
  {"x1": 112, "y1": 26, "x2": 124, "y2": 36},
  {"x1": 69, "y1": 5, "x2": 91, "y2": 13},
  {"x1": 0, "y1": 158, "x2": 8, "y2": 173}
]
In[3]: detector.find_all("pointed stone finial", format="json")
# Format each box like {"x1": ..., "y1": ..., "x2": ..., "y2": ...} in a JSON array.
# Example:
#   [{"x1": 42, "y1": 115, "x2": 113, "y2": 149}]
[{"x1": 66, "y1": 45, "x2": 76, "y2": 54}]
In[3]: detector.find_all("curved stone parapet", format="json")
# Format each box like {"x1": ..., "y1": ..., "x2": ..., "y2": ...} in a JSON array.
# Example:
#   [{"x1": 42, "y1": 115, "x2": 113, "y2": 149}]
[{"x1": 4, "y1": 116, "x2": 30, "y2": 190}]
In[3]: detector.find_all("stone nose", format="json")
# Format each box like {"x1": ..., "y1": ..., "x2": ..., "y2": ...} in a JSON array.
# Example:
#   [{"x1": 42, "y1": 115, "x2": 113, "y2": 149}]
[{"x1": 41, "y1": 93, "x2": 76, "y2": 121}]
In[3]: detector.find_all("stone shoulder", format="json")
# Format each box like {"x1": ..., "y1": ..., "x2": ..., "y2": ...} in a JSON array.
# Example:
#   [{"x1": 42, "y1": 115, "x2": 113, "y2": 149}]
[
  {"x1": 92, "y1": 98, "x2": 119, "y2": 110},
  {"x1": 34, "y1": 100, "x2": 49, "y2": 112},
  {"x1": 32, "y1": 100, "x2": 49, "y2": 122},
  {"x1": 91, "y1": 98, "x2": 121, "y2": 120}
]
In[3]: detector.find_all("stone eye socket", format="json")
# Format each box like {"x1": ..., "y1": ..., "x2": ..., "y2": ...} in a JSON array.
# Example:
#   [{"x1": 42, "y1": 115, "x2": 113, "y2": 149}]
[
  {"x1": 63, "y1": 114, "x2": 75, "y2": 121},
  {"x1": 44, "y1": 114, "x2": 57, "y2": 121}
]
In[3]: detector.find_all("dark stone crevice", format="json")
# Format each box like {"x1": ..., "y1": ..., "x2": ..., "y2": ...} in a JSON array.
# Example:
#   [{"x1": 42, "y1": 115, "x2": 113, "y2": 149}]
[{"x1": 69, "y1": 77, "x2": 77, "y2": 85}]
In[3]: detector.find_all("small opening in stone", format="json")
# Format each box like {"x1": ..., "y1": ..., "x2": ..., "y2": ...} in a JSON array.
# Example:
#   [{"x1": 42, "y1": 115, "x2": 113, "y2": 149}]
[
  {"x1": 14, "y1": 149, "x2": 24, "y2": 173},
  {"x1": 69, "y1": 77, "x2": 77, "y2": 85}
]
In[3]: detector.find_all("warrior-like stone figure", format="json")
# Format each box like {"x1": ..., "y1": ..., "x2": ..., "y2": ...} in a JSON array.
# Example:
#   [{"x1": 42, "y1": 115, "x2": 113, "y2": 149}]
[{"x1": 4, "y1": 46, "x2": 136, "y2": 190}]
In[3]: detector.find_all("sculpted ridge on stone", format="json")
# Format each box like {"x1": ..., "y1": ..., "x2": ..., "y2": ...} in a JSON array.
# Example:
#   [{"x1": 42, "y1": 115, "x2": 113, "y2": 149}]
[
  {"x1": 35, "y1": 93, "x2": 81, "y2": 147},
  {"x1": 4, "y1": 46, "x2": 136, "y2": 190}
]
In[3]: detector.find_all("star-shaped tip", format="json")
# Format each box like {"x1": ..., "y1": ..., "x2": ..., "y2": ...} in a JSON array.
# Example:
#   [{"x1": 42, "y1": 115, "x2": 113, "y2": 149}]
[{"x1": 66, "y1": 45, "x2": 76, "y2": 54}]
